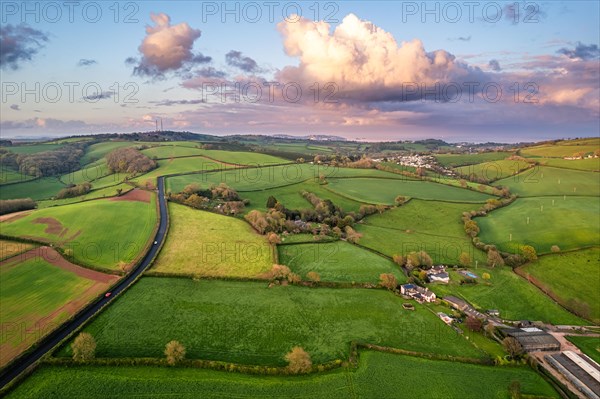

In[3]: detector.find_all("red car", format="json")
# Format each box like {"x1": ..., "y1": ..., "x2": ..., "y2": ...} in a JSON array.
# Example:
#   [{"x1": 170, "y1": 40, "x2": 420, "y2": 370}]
[{"x1": 105, "y1": 292, "x2": 112, "y2": 298}]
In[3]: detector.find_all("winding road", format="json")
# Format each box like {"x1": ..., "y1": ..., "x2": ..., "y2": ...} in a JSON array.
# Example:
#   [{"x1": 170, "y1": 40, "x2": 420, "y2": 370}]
[{"x1": 0, "y1": 177, "x2": 169, "y2": 390}]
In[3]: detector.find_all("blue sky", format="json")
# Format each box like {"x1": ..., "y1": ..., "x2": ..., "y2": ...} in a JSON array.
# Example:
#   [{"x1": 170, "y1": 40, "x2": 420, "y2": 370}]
[{"x1": 1, "y1": 1, "x2": 599, "y2": 141}]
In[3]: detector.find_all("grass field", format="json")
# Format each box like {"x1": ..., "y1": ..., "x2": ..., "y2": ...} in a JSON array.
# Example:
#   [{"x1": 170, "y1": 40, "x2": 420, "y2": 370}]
[
  {"x1": 151, "y1": 203, "x2": 273, "y2": 278},
  {"x1": 36, "y1": 183, "x2": 132, "y2": 208},
  {"x1": 519, "y1": 248, "x2": 599, "y2": 323},
  {"x1": 240, "y1": 179, "x2": 365, "y2": 214},
  {"x1": 325, "y1": 178, "x2": 493, "y2": 204},
  {"x1": 131, "y1": 156, "x2": 226, "y2": 186},
  {"x1": 59, "y1": 278, "x2": 484, "y2": 364},
  {"x1": 166, "y1": 164, "x2": 406, "y2": 193},
  {"x1": 566, "y1": 336, "x2": 600, "y2": 364},
  {"x1": 477, "y1": 197, "x2": 599, "y2": 253},
  {"x1": 455, "y1": 160, "x2": 532, "y2": 182},
  {"x1": 279, "y1": 241, "x2": 406, "y2": 284},
  {"x1": 0, "y1": 254, "x2": 114, "y2": 367},
  {"x1": 0, "y1": 166, "x2": 35, "y2": 185},
  {"x1": 0, "y1": 195, "x2": 157, "y2": 270},
  {"x1": 432, "y1": 266, "x2": 586, "y2": 325},
  {"x1": 534, "y1": 157, "x2": 600, "y2": 171},
  {"x1": 141, "y1": 145, "x2": 208, "y2": 159},
  {"x1": 0, "y1": 177, "x2": 66, "y2": 201},
  {"x1": 496, "y1": 166, "x2": 600, "y2": 197},
  {"x1": 356, "y1": 224, "x2": 487, "y2": 265},
  {"x1": 1, "y1": 143, "x2": 66, "y2": 155},
  {"x1": 60, "y1": 159, "x2": 114, "y2": 186},
  {"x1": 519, "y1": 138, "x2": 599, "y2": 158},
  {"x1": 0, "y1": 240, "x2": 34, "y2": 261},
  {"x1": 8, "y1": 351, "x2": 558, "y2": 398},
  {"x1": 435, "y1": 152, "x2": 513, "y2": 167},
  {"x1": 80, "y1": 141, "x2": 140, "y2": 164}
]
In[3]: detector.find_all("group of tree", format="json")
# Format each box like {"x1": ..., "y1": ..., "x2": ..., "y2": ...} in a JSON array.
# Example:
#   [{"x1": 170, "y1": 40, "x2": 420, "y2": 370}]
[
  {"x1": 169, "y1": 183, "x2": 246, "y2": 215},
  {"x1": 56, "y1": 182, "x2": 92, "y2": 199},
  {"x1": 268, "y1": 264, "x2": 301, "y2": 284},
  {"x1": 1, "y1": 142, "x2": 88, "y2": 177},
  {"x1": 105, "y1": 147, "x2": 156, "y2": 175},
  {"x1": 393, "y1": 251, "x2": 434, "y2": 271},
  {"x1": 0, "y1": 198, "x2": 36, "y2": 215}
]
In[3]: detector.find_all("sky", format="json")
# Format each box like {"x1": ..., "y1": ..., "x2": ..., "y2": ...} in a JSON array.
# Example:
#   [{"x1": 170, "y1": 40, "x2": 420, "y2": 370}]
[{"x1": 1, "y1": 0, "x2": 599, "y2": 142}]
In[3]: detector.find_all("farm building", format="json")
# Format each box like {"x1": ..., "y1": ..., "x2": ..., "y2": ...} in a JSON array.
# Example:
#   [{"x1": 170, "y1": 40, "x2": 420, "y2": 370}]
[
  {"x1": 444, "y1": 296, "x2": 469, "y2": 311},
  {"x1": 545, "y1": 351, "x2": 600, "y2": 398},
  {"x1": 502, "y1": 327, "x2": 561, "y2": 352},
  {"x1": 400, "y1": 284, "x2": 436, "y2": 303}
]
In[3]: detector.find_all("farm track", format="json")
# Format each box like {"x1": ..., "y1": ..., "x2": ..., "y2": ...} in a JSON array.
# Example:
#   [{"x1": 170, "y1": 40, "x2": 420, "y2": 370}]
[{"x1": 0, "y1": 177, "x2": 169, "y2": 390}]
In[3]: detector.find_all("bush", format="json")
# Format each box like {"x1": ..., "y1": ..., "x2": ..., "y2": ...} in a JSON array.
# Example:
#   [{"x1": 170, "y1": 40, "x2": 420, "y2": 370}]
[
  {"x1": 56, "y1": 182, "x2": 92, "y2": 199},
  {"x1": 0, "y1": 198, "x2": 36, "y2": 215},
  {"x1": 306, "y1": 271, "x2": 321, "y2": 282},
  {"x1": 285, "y1": 346, "x2": 312, "y2": 374},
  {"x1": 164, "y1": 340, "x2": 186, "y2": 366},
  {"x1": 72, "y1": 332, "x2": 96, "y2": 362},
  {"x1": 550, "y1": 245, "x2": 560, "y2": 253},
  {"x1": 379, "y1": 273, "x2": 398, "y2": 290}
]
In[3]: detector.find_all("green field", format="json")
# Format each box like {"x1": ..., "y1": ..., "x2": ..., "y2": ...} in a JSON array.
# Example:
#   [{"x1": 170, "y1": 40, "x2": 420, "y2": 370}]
[
  {"x1": 435, "y1": 152, "x2": 513, "y2": 167},
  {"x1": 356, "y1": 224, "x2": 487, "y2": 265},
  {"x1": 477, "y1": 197, "x2": 599, "y2": 253},
  {"x1": 432, "y1": 267, "x2": 586, "y2": 325},
  {"x1": 566, "y1": 336, "x2": 600, "y2": 364},
  {"x1": 60, "y1": 159, "x2": 114, "y2": 186},
  {"x1": 455, "y1": 160, "x2": 532, "y2": 182},
  {"x1": 141, "y1": 145, "x2": 208, "y2": 159},
  {"x1": 0, "y1": 166, "x2": 35, "y2": 185},
  {"x1": 520, "y1": 138, "x2": 599, "y2": 158},
  {"x1": 60, "y1": 278, "x2": 484, "y2": 364},
  {"x1": 80, "y1": 141, "x2": 141, "y2": 165},
  {"x1": 166, "y1": 164, "x2": 406, "y2": 193},
  {"x1": 0, "y1": 177, "x2": 66, "y2": 201},
  {"x1": 240, "y1": 179, "x2": 364, "y2": 214},
  {"x1": 279, "y1": 241, "x2": 406, "y2": 283},
  {"x1": 1, "y1": 196, "x2": 157, "y2": 270},
  {"x1": 36, "y1": 183, "x2": 132, "y2": 208},
  {"x1": 8, "y1": 351, "x2": 558, "y2": 398},
  {"x1": 0, "y1": 256, "x2": 110, "y2": 366},
  {"x1": 151, "y1": 203, "x2": 273, "y2": 277},
  {"x1": 325, "y1": 178, "x2": 493, "y2": 204},
  {"x1": 132, "y1": 156, "x2": 226, "y2": 186},
  {"x1": 534, "y1": 157, "x2": 600, "y2": 171},
  {"x1": 1, "y1": 143, "x2": 66, "y2": 155},
  {"x1": 496, "y1": 166, "x2": 600, "y2": 197},
  {"x1": 520, "y1": 248, "x2": 599, "y2": 323}
]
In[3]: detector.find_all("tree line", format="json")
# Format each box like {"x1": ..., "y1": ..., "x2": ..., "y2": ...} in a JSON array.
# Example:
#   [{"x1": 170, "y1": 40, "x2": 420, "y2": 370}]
[{"x1": 0, "y1": 142, "x2": 89, "y2": 177}]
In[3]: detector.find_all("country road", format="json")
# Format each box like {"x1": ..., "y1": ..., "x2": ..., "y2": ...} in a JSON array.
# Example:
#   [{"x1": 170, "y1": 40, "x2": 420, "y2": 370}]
[{"x1": 0, "y1": 176, "x2": 169, "y2": 390}]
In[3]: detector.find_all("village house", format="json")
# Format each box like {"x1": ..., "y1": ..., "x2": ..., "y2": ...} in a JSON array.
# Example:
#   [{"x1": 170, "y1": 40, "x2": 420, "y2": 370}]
[
  {"x1": 400, "y1": 283, "x2": 436, "y2": 303},
  {"x1": 427, "y1": 265, "x2": 450, "y2": 284}
]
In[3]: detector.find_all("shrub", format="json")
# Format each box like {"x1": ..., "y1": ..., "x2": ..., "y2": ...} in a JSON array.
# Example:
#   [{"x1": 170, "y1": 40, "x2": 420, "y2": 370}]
[
  {"x1": 0, "y1": 198, "x2": 36, "y2": 215},
  {"x1": 379, "y1": 273, "x2": 398, "y2": 290},
  {"x1": 164, "y1": 340, "x2": 186, "y2": 366},
  {"x1": 285, "y1": 346, "x2": 312, "y2": 374},
  {"x1": 306, "y1": 271, "x2": 321, "y2": 282},
  {"x1": 56, "y1": 182, "x2": 92, "y2": 199},
  {"x1": 72, "y1": 332, "x2": 96, "y2": 362},
  {"x1": 550, "y1": 245, "x2": 560, "y2": 253}
]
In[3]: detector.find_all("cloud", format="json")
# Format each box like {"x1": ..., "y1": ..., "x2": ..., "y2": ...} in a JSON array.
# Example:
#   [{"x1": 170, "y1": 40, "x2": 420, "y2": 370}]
[
  {"x1": 151, "y1": 99, "x2": 205, "y2": 106},
  {"x1": 78, "y1": 58, "x2": 97, "y2": 67},
  {"x1": 130, "y1": 13, "x2": 206, "y2": 78},
  {"x1": 449, "y1": 36, "x2": 471, "y2": 42},
  {"x1": 488, "y1": 59, "x2": 501, "y2": 71},
  {"x1": 557, "y1": 42, "x2": 600, "y2": 60},
  {"x1": 225, "y1": 50, "x2": 261, "y2": 73},
  {"x1": 276, "y1": 13, "x2": 483, "y2": 102},
  {"x1": 82, "y1": 91, "x2": 114, "y2": 101},
  {"x1": 0, "y1": 24, "x2": 49, "y2": 70},
  {"x1": 10, "y1": 104, "x2": 20, "y2": 111}
]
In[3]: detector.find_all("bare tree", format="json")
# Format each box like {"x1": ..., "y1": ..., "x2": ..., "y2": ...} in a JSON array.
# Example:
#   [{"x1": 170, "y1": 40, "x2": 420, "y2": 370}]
[
  {"x1": 502, "y1": 337, "x2": 523, "y2": 359},
  {"x1": 285, "y1": 346, "x2": 312, "y2": 374},
  {"x1": 164, "y1": 340, "x2": 186, "y2": 365},
  {"x1": 72, "y1": 332, "x2": 96, "y2": 362}
]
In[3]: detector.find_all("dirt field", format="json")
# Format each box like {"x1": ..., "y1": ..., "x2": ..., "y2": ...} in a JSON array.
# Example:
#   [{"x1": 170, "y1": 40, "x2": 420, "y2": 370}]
[{"x1": 110, "y1": 188, "x2": 151, "y2": 203}]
